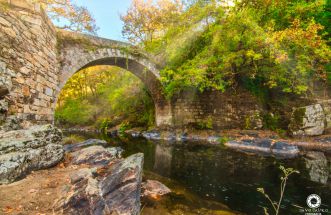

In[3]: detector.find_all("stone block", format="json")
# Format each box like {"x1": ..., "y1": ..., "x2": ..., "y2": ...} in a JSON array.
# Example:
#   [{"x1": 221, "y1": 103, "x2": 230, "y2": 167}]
[{"x1": 289, "y1": 104, "x2": 326, "y2": 136}]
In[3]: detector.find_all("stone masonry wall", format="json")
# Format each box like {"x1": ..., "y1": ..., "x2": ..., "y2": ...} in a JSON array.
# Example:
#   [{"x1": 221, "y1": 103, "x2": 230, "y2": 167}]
[
  {"x1": 0, "y1": 0, "x2": 59, "y2": 127},
  {"x1": 171, "y1": 88, "x2": 263, "y2": 129}
]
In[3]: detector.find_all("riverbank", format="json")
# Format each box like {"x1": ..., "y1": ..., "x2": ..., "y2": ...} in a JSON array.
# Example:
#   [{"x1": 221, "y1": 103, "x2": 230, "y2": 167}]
[{"x1": 62, "y1": 126, "x2": 331, "y2": 154}]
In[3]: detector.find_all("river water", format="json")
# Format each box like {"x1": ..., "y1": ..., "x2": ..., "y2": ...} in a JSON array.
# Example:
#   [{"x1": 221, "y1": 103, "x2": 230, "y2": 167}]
[{"x1": 66, "y1": 132, "x2": 331, "y2": 215}]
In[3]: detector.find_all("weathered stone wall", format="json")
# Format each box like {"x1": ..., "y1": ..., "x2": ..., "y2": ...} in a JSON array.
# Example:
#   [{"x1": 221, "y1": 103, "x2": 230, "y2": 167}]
[
  {"x1": 0, "y1": 0, "x2": 58, "y2": 127},
  {"x1": 171, "y1": 88, "x2": 263, "y2": 129}
]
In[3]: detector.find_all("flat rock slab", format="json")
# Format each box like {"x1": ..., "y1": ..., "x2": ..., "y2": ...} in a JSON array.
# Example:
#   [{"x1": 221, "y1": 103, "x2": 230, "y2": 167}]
[
  {"x1": 0, "y1": 124, "x2": 64, "y2": 184},
  {"x1": 71, "y1": 145, "x2": 123, "y2": 166},
  {"x1": 225, "y1": 138, "x2": 299, "y2": 158},
  {"x1": 64, "y1": 139, "x2": 109, "y2": 152}
]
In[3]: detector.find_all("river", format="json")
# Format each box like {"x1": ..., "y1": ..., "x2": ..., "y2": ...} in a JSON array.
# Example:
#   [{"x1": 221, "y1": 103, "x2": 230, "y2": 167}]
[{"x1": 65, "y1": 132, "x2": 331, "y2": 215}]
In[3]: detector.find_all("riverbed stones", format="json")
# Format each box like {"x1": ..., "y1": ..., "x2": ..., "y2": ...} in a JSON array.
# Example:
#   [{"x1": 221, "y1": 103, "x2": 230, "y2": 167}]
[
  {"x1": 289, "y1": 104, "x2": 326, "y2": 136},
  {"x1": 57, "y1": 149, "x2": 144, "y2": 215},
  {"x1": 0, "y1": 124, "x2": 64, "y2": 184}
]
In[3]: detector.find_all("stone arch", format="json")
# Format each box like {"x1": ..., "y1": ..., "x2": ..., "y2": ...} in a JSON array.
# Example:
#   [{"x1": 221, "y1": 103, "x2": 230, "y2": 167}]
[{"x1": 57, "y1": 33, "x2": 172, "y2": 126}]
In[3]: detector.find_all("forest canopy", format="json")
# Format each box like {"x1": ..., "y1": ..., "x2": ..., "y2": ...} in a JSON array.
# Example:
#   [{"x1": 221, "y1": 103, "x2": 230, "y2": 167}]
[{"x1": 122, "y1": 0, "x2": 331, "y2": 97}]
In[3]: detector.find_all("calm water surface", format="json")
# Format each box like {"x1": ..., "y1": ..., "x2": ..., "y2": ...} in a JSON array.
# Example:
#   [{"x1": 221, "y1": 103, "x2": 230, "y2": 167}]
[{"x1": 67, "y1": 132, "x2": 331, "y2": 215}]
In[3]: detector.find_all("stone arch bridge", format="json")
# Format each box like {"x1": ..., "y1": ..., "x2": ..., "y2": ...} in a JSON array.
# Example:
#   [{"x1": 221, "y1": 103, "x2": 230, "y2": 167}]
[
  {"x1": 0, "y1": 0, "x2": 172, "y2": 127},
  {"x1": 1, "y1": 0, "x2": 296, "y2": 131},
  {"x1": 58, "y1": 31, "x2": 172, "y2": 126}
]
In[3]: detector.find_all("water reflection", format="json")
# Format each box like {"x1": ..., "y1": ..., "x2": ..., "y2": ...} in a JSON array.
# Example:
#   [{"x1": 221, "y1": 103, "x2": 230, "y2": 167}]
[
  {"x1": 154, "y1": 144, "x2": 173, "y2": 177},
  {"x1": 303, "y1": 151, "x2": 329, "y2": 184},
  {"x1": 65, "y1": 132, "x2": 331, "y2": 214},
  {"x1": 124, "y1": 140, "x2": 331, "y2": 214}
]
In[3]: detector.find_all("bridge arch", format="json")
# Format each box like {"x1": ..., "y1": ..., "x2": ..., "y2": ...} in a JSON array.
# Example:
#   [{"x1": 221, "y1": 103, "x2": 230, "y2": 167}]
[{"x1": 57, "y1": 32, "x2": 173, "y2": 127}]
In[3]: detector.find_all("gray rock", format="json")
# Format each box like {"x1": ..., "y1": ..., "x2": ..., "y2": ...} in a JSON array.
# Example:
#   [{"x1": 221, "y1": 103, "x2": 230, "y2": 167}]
[
  {"x1": 289, "y1": 104, "x2": 326, "y2": 136},
  {"x1": 58, "y1": 153, "x2": 144, "y2": 215},
  {"x1": 0, "y1": 124, "x2": 64, "y2": 184},
  {"x1": 225, "y1": 138, "x2": 299, "y2": 158},
  {"x1": 71, "y1": 145, "x2": 123, "y2": 166},
  {"x1": 0, "y1": 115, "x2": 22, "y2": 131},
  {"x1": 142, "y1": 131, "x2": 161, "y2": 140},
  {"x1": 304, "y1": 151, "x2": 329, "y2": 184}
]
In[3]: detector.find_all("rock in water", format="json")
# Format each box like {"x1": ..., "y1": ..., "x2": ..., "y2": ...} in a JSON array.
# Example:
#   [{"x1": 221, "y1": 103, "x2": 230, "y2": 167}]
[
  {"x1": 57, "y1": 150, "x2": 144, "y2": 215},
  {"x1": 0, "y1": 124, "x2": 64, "y2": 184},
  {"x1": 142, "y1": 180, "x2": 171, "y2": 200}
]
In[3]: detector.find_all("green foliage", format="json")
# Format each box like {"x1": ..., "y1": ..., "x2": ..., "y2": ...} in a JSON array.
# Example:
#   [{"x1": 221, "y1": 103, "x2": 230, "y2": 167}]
[
  {"x1": 136, "y1": 0, "x2": 331, "y2": 97},
  {"x1": 118, "y1": 121, "x2": 131, "y2": 136},
  {"x1": 218, "y1": 136, "x2": 229, "y2": 145},
  {"x1": 55, "y1": 98, "x2": 94, "y2": 125},
  {"x1": 257, "y1": 165, "x2": 299, "y2": 215},
  {"x1": 263, "y1": 113, "x2": 281, "y2": 131},
  {"x1": 62, "y1": 134, "x2": 85, "y2": 145},
  {"x1": 196, "y1": 116, "x2": 213, "y2": 129},
  {"x1": 55, "y1": 66, "x2": 155, "y2": 128},
  {"x1": 97, "y1": 118, "x2": 113, "y2": 133}
]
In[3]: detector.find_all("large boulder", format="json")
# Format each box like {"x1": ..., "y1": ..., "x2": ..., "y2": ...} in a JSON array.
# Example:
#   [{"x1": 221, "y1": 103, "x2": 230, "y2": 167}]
[
  {"x1": 56, "y1": 145, "x2": 144, "y2": 215},
  {"x1": 0, "y1": 124, "x2": 64, "y2": 184},
  {"x1": 289, "y1": 104, "x2": 326, "y2": 136}
]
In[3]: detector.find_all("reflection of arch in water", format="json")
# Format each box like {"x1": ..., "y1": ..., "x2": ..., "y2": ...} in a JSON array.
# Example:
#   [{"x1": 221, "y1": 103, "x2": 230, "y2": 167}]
[{"x1": 153, "y1": 144, "x2": 173, "y2": 177}]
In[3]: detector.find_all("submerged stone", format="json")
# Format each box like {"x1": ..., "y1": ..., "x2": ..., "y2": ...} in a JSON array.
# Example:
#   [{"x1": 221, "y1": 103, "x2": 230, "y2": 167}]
[{"x1": 142, "y1": 180, "x2": 171, "y2": 200}]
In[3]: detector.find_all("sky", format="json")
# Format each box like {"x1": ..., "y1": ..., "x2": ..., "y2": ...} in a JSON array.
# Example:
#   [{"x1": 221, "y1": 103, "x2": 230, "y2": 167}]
[{"x1": 74, "y1": 0, "x2": 132, "y2": 41}]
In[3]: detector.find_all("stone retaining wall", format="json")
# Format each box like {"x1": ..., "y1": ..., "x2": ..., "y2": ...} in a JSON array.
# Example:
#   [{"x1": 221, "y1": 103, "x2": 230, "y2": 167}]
[
  {"x1": 0, "y1": 0, "x2": 59, "y2": 127},
  {"x1": 171, "y1": 88, "x2": 263, "y2": 129}
]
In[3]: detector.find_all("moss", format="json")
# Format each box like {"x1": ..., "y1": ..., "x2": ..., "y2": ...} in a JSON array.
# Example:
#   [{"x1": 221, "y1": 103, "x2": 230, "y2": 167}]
[{"x1": 292, "y1": 107, "x2": 306, "y2": 127}]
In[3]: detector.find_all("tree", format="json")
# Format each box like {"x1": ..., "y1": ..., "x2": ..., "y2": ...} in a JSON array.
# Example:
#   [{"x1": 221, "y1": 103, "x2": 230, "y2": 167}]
[
  {"x1": 33, "y1": 0, "x2": 98, "y2": 34},
  {"x1": 121, "y1": 0, "x2": 183, "y2": 45}
]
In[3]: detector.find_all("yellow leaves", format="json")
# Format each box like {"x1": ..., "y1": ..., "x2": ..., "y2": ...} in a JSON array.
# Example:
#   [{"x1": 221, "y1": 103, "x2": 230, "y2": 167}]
[
  {"x1": 246, "y1": 50, "x2": 263, "y2": 60},
  {"x1": 34, "y1": 0, "x2": 98, "y2": 34},
  {"x1": 121, "y1": 0, "x2": 183, "y2": 44}
]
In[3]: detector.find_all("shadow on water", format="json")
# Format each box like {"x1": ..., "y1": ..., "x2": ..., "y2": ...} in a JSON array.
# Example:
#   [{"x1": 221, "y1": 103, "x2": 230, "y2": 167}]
[{"x1": 65, "y1": 132, "x2": 331, "y2": 215}]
